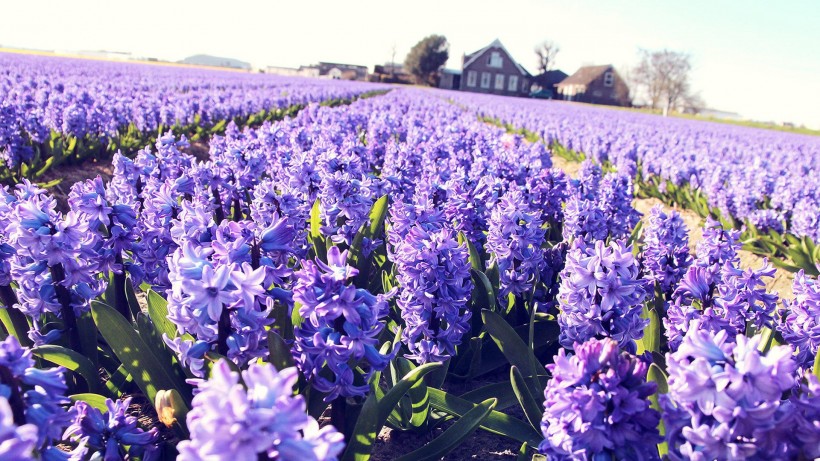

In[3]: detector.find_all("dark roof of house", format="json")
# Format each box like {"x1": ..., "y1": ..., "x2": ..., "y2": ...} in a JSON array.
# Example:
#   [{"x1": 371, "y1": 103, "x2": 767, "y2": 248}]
[
  {"x1": 533, "y1": 70, "x2": 568, "y2": 88},
  {"x1": 556, "y1": 65, "x2": 613, "y2": 86},
  {"x1": 462, "y1": 39, "x2": 530, "y2": 76}
]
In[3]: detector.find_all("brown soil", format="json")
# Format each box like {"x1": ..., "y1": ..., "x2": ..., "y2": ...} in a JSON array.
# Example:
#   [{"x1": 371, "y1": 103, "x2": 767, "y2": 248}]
[{"x1": 371, "y1": 373, "x2": 525, "y2": 460}]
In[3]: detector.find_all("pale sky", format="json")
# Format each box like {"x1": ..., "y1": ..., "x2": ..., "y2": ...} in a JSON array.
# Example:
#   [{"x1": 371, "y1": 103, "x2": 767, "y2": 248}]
[{"x1": 2, "y1": 0, "x2": 819, "y2": 128}]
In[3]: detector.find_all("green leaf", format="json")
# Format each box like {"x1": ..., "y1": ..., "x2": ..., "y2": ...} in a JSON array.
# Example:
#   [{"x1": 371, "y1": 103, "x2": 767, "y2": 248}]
[
  {"x1": 69, "y1": 393, "x2": 110, "y2": 412},
  {"x1": 309, "y1": 199, "x2": 327, "y2": 263},
  {"x1": 458, "y1": 382, "x2": 518, "y2": 411},
  {"x1": 341, "y1": 361, "x2": 442, "y2": 461},
  {"x1": 267, "y1": 330, "x2": 294, "y2": 371},
  {"x1": 769, "y1": 257, "x2": 803, "y2": 273},
  {"x1": 813, "y1": 348, "x2": 820, "y2": 380},
  {"x1": 33, "y1": 345, "x2": 104, "y2": 394},
  {"x1": 76, "y1": 311, "x2": 99, "y2": 372},
  {"x1": 647, "y1": 363, "x2": 668, "y2": 456},
  {"x1": 470, "y1": 269, "x2": 497, "y2": 313},
  {"x1": 481, "y1": 310, "x2": 547, "y2": 394},
  {"x1": 146, "y1": 290, "x2": 178, "y2": 340},
  {"x1": 396, "y1": 357, "x2": 430, "y2": 430},
  {"x1": 461, "y1": 232, "x2": 483, "y2": 272},
  {"x1": 510, "y1": 366, "x2": 544, "y2": 430},
  {"x1": 0, "y1": 303, "x2": 33, "y2": 347},
  {"x1": 428, "y1": 388, "x2": 542, "y2": 447},
  {"x1": 124, "y1": 276, "x2": 143, "y2": 320},
  {"x1": 637, "y1": 305, "x2": 661, "y2": 355},
  {"x1": 394, "y1": 398, "x2": 497, "y2": 461},
  {"x1": 90, "y1": 301, "x2": 191, "y2": 408},
  {"x1": 349, "y1": 195, "x2": 389, "y2": 283}
]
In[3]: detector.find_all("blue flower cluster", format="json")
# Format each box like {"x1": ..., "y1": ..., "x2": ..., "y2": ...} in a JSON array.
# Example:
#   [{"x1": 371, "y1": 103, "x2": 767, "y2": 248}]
[
  {"x1": 3, "y1": 180, "x2": 106, "y2": 345},
  {"x1": 292, "y1": 247, "x2": 393, "y2": 401},
  {"x1": 642, "y1": 205, "x2": 692, "y2": 295},
  {"x1": 779, "y1": 270, "x2": 820, "y2": 369},
  {"x1": 0, "y1": 336, "x2": 75, "y2": 459},
  {"x1": 557, "y1": 239, "x2": 648, "y2": 352},
  {"x1": 64, "y1": 397, "x2": 159, "y2": 460},
  {"x1": 662, "y1": 327, "x2": 819, "y2": 459},
  {"x1": 562, "y1": 162, "x2": 641, "y2": 243},
  {"x1": 540, "y1": 337, "x2": 661, "y2": 460},
  {"x1": 486, "y1": 187, "x2": 546, "y2": 301},
  {"x1": 392, "y1": 225, "x2": 473, "y2": 363},
  {"x1": 664, "y1": 219, "x2": 778, "y2": 350},
  {"x1": 165, "y1": 215, "x2": 297, "y2": 375},
  {"x1": 178, "y1": 360, "x2": 344, "y2": 460}
]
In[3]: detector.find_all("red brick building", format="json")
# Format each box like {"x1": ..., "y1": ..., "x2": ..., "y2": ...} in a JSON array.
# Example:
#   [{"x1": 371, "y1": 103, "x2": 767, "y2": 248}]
[
  {"x1": 458, "y1": 39, "x2": 532, "y2": 97},
  {"x1": 555, "y1": 65, "x2": 631, "y2": 106}
]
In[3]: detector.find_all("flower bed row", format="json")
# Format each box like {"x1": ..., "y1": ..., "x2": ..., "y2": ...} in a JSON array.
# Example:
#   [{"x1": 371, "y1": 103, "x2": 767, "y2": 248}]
[
  {"x1": 448, "y1": 90, "x2": 820, "y2": 276},
  {"x1": 0, "y1": 52, "x2": 389, "y2": 183}
]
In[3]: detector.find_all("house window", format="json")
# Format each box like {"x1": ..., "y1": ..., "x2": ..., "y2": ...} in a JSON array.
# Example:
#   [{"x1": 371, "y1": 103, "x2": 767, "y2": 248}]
[
  {"x1": 467, "y1": 70, "x2": 477, "y2": 87},
  {"x1": 480, "y1": 72, "x2": 491, "y2": 89},
  {"x1": 487, "y1": 51, "x2": 503, "y2": 68},
  {"x1": 494, "y1": 74, "x2": 505, "y2": 90},
  {"x1": 604, "y1": 72, "x2": 614, "y2": 87},
  {"x1": 508, "y1": 75, "x2": 519, "y2": 92}
]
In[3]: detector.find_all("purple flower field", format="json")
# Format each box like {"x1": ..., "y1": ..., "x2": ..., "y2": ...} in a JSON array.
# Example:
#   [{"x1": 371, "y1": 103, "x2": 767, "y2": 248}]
[
  {"x1": 0, "y1": 52, "x2": 386, "y2": 179},
  {"x1": 2, "y1": 54, "x2": 820, "y2": 460},
  {"x1": 449, "y1": 91, "x2": 820, "y2": 241}
]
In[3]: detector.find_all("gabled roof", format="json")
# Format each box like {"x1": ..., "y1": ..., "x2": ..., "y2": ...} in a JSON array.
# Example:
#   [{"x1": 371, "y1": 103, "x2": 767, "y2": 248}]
[
  {"x1": 556, "y1": 65, "x2": 613, "y2": 87},
  {"x1": 533, "y1": 69, "x2": 568, "y2": 88},
  {"x1": 462, "y1": 39, "x2": 530, "y2": 76}
]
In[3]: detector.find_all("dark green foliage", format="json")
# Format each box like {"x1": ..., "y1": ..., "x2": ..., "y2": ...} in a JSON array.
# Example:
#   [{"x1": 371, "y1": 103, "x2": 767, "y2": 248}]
[{"x1": 404, "y1": 35, "x2": 449, "y2": 86}]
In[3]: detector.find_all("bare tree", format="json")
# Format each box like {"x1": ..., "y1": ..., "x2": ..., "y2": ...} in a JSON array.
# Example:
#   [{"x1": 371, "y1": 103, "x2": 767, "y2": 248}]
[
  {"x1": 535, "y1": 40, "x2": 560, "y2": 74},
  {"x1": 632, "y1": 49, "x2": 693, "y2": 115}
]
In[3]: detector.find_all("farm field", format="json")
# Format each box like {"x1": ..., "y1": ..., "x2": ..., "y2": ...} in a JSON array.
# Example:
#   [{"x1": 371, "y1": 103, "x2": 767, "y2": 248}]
[{"x1": 3, "y1": 54, "x2": 820, "y2": 461}]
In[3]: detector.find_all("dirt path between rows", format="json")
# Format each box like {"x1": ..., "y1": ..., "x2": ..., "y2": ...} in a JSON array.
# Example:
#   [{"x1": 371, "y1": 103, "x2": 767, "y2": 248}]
[{"x1": 551, "y1": 156, "x2": 795, "y2": 298}]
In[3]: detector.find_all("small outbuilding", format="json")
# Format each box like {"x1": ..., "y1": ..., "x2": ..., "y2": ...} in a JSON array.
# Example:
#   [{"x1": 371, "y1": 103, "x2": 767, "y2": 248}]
[{"x1": 556, "y1": 65, "x2": 630, "y2": 106}]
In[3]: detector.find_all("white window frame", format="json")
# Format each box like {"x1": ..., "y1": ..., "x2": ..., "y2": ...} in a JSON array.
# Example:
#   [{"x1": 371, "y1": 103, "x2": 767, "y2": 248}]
[
  {"x1": 603, "y1": 72, "x2": 614, "y2": 87},
  {"x1": 480, "y1": 72, "x2": 491, "y2": 89},
  {"x1": 487, "y1": 51, "x2": 503, "y2": 68},
  {"x1": 494, "y1": 74, "x2": 505, "y2": 90},
  {"x1": 466, "y1": 70, "x2": 477, "y2": 87},
  {"x1": 508, "y1": 75, "x2": 519, "y2": 92}
]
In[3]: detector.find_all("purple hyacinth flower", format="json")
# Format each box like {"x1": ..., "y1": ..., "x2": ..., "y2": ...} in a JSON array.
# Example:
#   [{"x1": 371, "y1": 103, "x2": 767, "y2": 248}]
[
  {"x1": 178, "y1": 360, "x2": 344, "y2": 461},
  {"x1": 540, "y1": 337, "x2": 661, "y2": 460}
]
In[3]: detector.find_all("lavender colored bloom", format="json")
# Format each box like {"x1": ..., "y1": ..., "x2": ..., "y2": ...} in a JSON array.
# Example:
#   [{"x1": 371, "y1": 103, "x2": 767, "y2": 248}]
[
  {"x1": 665, "y1": 261, "x2": 778, "y2": 351},
  {"x1": 561, "y1": 197, "x2": 609, "y2": 243},
  {"x1": 178, "y1": 360, "x2": 344, "y2": 461},
  {"x1": 641, "y1": 206, "x2": 692, "y2": 294},
  {"x1": 64, "y1": 397, "x2": 158, "y2": 460},
  {"x1": 598, "y1": 172, "x2": 641, "y2": 240},
  {"x1": 540, "y1": 338, "x2": 661, "y2": 460},
  {"x1": 569, "y1": 160, "x2": 602, "y2": 201},
  {"x1": 662, "y1": 327, "x2": 796, "y2": 460},
  {"x1": 0, "y1": 336, "x2": 73, "y2": 452},
  {"x1": 525, "y1": 168, "x2": 568, "y2": 223},
  {"x1": 694, "y1": 218, "x2": 740, "y2": 278},
  {"x1": 318, "y1": 171, "x2": 375, "y2": 246},
  {"x1": 5, "y1": 181, "x2": 105, "y2": 343},
  {"x1": 392, "y1": 225, "x2": 473, "y2": 364},
  {"x1": 748, "y1": 209, "x2": 784, "y2": 234},
  {"x1": 779, "y1": 270, "x2": 820, "y2": 368},
  {"x1": 292, "y1": 247, "x2": 393, "y2": 401},
  {"x1": 0, "y1": 397, "x2": 38, "y2": 460},
  {"x1": 770, "y1": 373, "x2": 820, "y2": 459},
  {"x1": 485, "y1": 188, "x2": 546, "y2": 301},
  {"x1": 557, "y1": 239, "x2": 648, "y2": 352}
]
